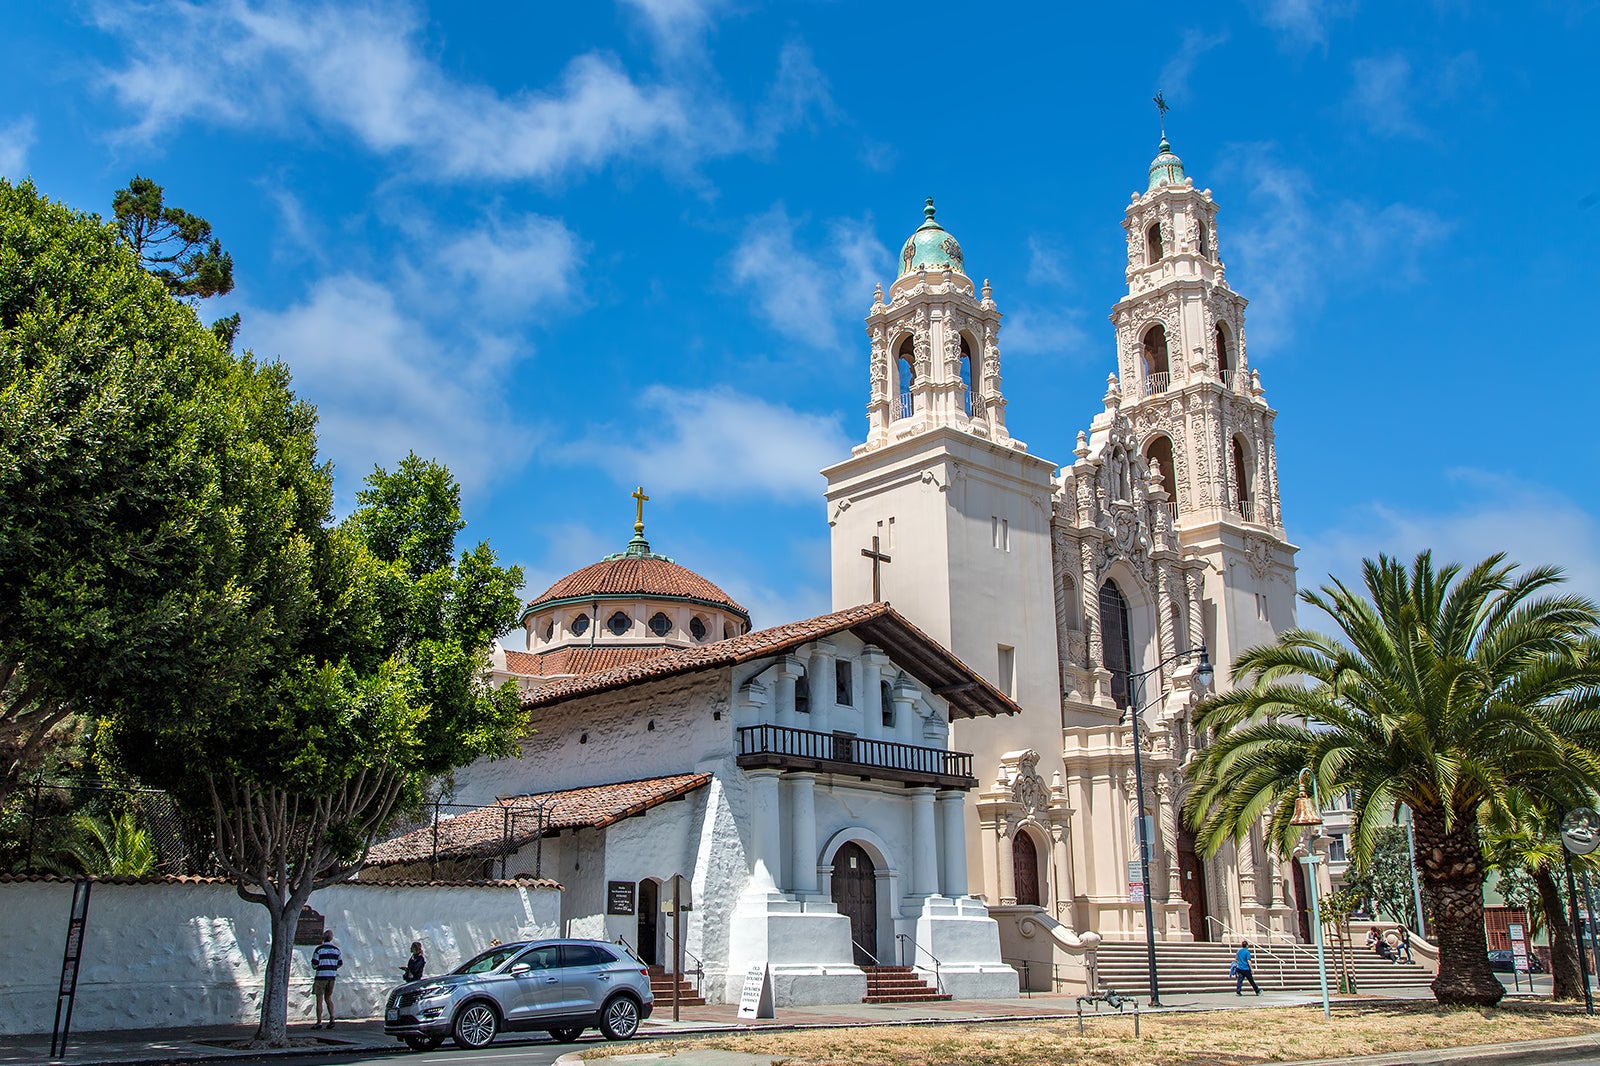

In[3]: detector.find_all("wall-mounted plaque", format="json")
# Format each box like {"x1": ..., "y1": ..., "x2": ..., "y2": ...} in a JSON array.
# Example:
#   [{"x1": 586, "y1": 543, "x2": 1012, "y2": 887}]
[{"x1": 607, "y1": 881, "x2": 636, "y2": 915}]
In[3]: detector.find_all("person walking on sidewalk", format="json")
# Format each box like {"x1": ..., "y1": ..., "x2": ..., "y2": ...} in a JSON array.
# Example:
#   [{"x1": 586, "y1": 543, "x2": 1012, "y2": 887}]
[
  {"x1": 1234, "y1": 940, "x2": 1261, "y2": 995},
  {"x1": 312, "y1": 929, "x2": 344, "y2": 1028}
]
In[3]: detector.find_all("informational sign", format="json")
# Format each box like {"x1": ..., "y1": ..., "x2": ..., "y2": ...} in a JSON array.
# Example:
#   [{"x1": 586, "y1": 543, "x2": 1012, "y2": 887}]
[
  {"x1": 737, "y1": 963, "x2": 775, "y2": 1019},
  {"x1": 51, "y1": 880, "x2": 92, "y2": 1058},
  {"x1": 1509, "y1": 923, "x2": 1530, "y2": 973},
  {"x1": 293, "y1": 905, "x2": 327, "y2": 945},
  {"x1": 606, "y1": 881, "x2": 636, "y2": 915},
  {"x1": 1127, "y1": 860, "x2": 1145, "y2": 903}
]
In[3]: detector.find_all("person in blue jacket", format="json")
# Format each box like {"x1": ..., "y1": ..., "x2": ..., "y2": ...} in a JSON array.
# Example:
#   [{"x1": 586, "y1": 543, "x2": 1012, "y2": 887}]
[{"x1": 1234, "y1": 940, "x2": 1261, "y2": 995}]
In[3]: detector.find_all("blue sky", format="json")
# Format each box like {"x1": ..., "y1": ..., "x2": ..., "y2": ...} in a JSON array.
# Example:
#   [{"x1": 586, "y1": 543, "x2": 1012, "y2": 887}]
[{"x1": 3, "y1": 1, "x2": 1598, "y2": 632}]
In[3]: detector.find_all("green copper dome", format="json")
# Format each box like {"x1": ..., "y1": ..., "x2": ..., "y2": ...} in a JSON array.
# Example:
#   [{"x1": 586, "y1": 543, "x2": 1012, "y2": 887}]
[
  {"x1": 897, "y1": 198, "x2": 965, "y2": 278},
  {"x1": 1147, "y1": 137, "x2": 1187, "y2": 191}
]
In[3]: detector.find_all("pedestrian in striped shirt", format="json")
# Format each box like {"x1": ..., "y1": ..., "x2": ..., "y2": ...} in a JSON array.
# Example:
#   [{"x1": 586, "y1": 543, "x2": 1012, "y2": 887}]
[{"x1": 311, "y1": 929, "x2": 343, "y2": 1028}]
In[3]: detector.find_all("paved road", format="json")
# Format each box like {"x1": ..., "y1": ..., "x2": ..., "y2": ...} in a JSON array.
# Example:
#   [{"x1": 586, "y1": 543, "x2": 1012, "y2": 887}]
[{"x1": 222, "y1": 1035, "x2": 622, "y2": 1066}]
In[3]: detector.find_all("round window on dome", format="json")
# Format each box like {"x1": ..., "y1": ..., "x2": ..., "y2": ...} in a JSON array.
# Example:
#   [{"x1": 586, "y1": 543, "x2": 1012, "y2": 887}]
[
  {"x1": 608, "y1": 611, "x2": 632, "y2": 636},
  {"x1": 570, "y1": 613, "x2": 590, "y2": 636},
  {"x1": 690, "y1": 616, "x2": 707, "y2": 641},
  {"x1": 649, "y1": 612, "x2": 672, "y2": 637}
]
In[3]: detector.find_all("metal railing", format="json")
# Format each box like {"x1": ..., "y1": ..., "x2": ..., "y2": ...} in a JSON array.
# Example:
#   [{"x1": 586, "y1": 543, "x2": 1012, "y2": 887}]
[
  {"x1": 14, "y1": 780, "x2": 217, "y2": 877},
  {"x1": 1161, "y1": 501, "x2": 1178, "y2": 525},
  {"x1": 1221, "y1": 368, "x2": 1240, "y2": 388},
  {"x1": 896, "y1": 934, "x2": 944, "y2": 993},
  {"x1": 663, "y1": 931, "x2": 706, "y2": 997},
  {"x1": 1204, "y1": 914, "x2": 1320, "y2": 989},
  {"x1": 964, "y1": 389, "x2": 986, "y2": 418},
  {"x1": 852, "y1": 938, "x2": 881, "y2": 966},
  {"x1": 737, "y1": 724, "x2": 973, "y2": 780},
  {"x1": 898, "y1": 393, "x2": 914, "y2": 419},
  {"x1": 1231, "y1": 498, "x2": 1255, "y2": 522},
  {"x1": 1142, "y1": 371, "x2": 1171, "y2": 396}
]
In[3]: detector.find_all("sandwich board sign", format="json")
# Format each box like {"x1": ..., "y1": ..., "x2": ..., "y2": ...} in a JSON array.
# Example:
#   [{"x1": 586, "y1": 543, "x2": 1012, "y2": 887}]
[{"x1": 737, "y1": 963, "x2": 775, "y2": 1019}]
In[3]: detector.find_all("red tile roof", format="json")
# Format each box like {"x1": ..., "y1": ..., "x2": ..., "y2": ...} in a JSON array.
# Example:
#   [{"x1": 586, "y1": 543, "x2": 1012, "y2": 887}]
[
  {"x1": 0, "y1": 872, "x2": 561, "y2": 889},
  {"x1": 366, "y1": 773, "x2": 713, "y2": 867},
  {"x1": 519, "y1": 602, "x2": 1022, "y2": 721},
  {"x1": 504, "y1": 645, "x2": 671, "y2": 679},
  {"x1": 527, "y1": 556, "x2": 748, "y2": 619}
]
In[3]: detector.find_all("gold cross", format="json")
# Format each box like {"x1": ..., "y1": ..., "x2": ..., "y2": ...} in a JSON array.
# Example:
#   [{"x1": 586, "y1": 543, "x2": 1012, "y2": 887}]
[{"x1": 632, "y1": 486, "x2": 649, "y2": 534}]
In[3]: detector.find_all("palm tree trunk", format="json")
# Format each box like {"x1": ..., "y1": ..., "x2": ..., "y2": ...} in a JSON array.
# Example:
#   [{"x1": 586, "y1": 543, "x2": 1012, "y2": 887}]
[
  {"x1": 1536, "y1": 865, "x2": 1583, "y2": 1000},
  {"x1": 1414, "y1": 807, "x2": 1504, "y2": 1006}
]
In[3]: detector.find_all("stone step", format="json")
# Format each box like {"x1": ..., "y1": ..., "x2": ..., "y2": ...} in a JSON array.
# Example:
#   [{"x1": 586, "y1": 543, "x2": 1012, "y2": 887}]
[
  {"x1": 1091, "y1": 941, "x2": 1431, "y2": 996},
  {"x1": 863, "y1": 965, "x2": 946, "y2": 1004}
]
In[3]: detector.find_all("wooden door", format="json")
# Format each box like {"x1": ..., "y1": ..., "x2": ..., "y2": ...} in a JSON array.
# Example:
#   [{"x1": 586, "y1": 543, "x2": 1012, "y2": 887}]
[
  {"x1": 1177, "y1": 827, "x2": 1211, "y2": 941},
  {"x1": 1013, "y1": 831, "x2": 1041, "y2": 906},
  {"x1": 1291, "y1": 859, "x2": 1311, "y2": 943},
  {"x1": 831, "y1": 842, "x2": 878, "y2": 966},
  {"x1": 637, "y1": 879, "x2": 658, "y2": 966}
]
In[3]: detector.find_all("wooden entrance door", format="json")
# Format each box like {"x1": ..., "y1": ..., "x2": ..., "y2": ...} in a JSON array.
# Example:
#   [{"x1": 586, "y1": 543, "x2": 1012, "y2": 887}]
[
  {"x1": 1177, "y1": 827, "x2": 1211, "y2": 941},
  {"x1": 1291, "y1": 859, "x2": 1311, "y2": 943},
  {"x1": 1013, "y1": 831, "x2": 1041, "y2": 906},
  {"x1": 831, "y1": 842, "x2": 878, "y2": 966},
  {"x1": 637, "y1": 879, "x2": 658, "y2": 966}
]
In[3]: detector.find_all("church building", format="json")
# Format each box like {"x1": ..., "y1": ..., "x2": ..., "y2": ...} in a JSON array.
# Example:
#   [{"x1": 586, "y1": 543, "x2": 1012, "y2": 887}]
[{"x1": 367, "y1": 135, "x2": 1303, "y2": 1003}]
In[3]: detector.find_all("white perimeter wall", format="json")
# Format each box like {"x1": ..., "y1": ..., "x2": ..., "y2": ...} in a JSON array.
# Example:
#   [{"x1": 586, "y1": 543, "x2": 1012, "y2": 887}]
[{"x1": 0, "y1": 880, "x2": 561, "y2": 1035}]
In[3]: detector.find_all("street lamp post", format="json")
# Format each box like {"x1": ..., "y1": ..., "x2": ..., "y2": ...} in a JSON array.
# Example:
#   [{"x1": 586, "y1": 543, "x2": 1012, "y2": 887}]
[
  {"x1": 1121, "y1": 646, "x2": 1214, "y2": 1008},
  {"x1": 1290, "y1": 770, "x2": 1331, "y2": 1019}
]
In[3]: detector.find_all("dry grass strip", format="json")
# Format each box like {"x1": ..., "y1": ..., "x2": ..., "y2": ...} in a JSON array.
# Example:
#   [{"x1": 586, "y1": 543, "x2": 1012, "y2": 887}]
[{"x1": 592, "y1": 1003, "x2": 1600, "y2": 1066}]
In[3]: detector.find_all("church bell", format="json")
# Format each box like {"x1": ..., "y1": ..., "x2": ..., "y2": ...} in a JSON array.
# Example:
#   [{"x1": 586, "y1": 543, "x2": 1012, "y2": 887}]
[{"x1": 1289, "y1": 786, "x2": 1323, "y2": 829}]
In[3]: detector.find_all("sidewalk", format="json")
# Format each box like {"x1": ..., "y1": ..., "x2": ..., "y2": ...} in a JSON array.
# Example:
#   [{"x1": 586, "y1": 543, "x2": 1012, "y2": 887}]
[{"x1": 3, "y1": 986, "x2": 1432, "y2": 1066}]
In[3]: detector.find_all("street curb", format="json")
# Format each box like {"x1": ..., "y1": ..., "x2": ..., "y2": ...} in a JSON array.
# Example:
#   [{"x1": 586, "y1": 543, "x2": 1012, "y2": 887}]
[{"x1": 1276, "y1": 1033, "x2": 1600, "y2": 1066}]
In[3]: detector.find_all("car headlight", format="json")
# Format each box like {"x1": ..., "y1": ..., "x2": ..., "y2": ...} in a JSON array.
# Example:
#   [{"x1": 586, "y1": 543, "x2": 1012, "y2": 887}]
[{"x1": 415, "y1": 984, "x2": 452, "y2": 1000}]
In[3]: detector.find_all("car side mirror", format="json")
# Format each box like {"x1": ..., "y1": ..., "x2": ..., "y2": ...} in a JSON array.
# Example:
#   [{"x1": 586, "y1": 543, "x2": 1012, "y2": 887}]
[{"x1": 509, "y1": 963, "x2": 532, "y2": 976}]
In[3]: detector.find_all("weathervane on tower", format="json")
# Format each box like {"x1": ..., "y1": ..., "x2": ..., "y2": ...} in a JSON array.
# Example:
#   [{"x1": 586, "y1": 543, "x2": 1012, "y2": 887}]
[{"x1": 1153, "y1": 90, "x2": 1169, "y2": 139}]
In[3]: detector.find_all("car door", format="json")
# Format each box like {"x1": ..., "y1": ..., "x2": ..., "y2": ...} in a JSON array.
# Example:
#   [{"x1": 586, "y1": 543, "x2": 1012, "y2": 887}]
[
  {"x1": 558, "y1": 943, "x2": 617, "y2": 1015},
  {"x1": 503, "y1": 944, "x2": 564, "y2": 1025}
]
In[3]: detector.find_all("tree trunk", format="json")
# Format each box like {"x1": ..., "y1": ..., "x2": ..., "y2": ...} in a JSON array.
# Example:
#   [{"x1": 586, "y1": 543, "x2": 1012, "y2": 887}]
[
  {"x1": 249, "y1": 880, "x2": 314, "y2": 1046},
  {"x1": 1413, "y1": 806, "x2": 1503, "y2": 1006},
  {"x1": 1536, "y1": 865, "x2": 1583, "y2": 1000}
]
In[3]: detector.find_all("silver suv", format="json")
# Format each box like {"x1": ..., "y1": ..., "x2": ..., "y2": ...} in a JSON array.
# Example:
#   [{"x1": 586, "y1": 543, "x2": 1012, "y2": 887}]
[{"x1": 383, "y1": 939, "x2": 654, "y2": 1050}]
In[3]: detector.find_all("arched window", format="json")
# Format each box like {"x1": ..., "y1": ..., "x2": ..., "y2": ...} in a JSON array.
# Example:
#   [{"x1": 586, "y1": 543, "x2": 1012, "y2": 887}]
[
  {"x1": 541, "y1": 619, "x2": 554, "y2": 642},
  {"x1": 1013, "y1": 829, "x2": 1042, "y2": 906},
  {"x1": 795, "y1": 671, "x2": 810, "y2": 714},
  {"x1": 570, "y1": 613, "x2": 590, "y2": 636},
  {"x1": 1099, "y1": 581, "x2": 1134, "y2": 710},
  {"x1": 896, "y1": 335, "x2": 916, "y2": 419},
  {"x1": 1232, "y1": 436, "x2": 1253, "y2": 520},
  {"x1": 608, "y1": 611, "x2": 631, "y2": 636},
  {"x1": 1214, "y1": 323, "x2": 1231, "y2": 380},
  {"x1": 1196, "y1": 219, "x2": 1209, "y2": 260},
  {"x1": 881, "y1": 680, "x2": 894, "y2": 727},
  {"x1": 648, "y1": 612, "x2": 672, "y2": 637},
  {"x1": 1142, "y1": 324, "x2": 1170, "y2": 394},
  {"x1": 959, "y1": 334, "x2": 977, "y2": 416},
  {"x1": 1144, "y1": 435, "x2": 1177, "y2": 516},
  {"x1": 1146, "y1": 221, "x2": 1164, "y2": 264}
]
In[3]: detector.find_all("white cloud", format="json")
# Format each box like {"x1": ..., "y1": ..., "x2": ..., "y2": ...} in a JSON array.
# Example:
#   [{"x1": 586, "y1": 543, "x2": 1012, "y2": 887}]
[
  {"x1": 619, "y1": 0, "x2": 726, "y2": 57},
  {"x1": 1296, "y1": 472, "x2": 1600, "y2": 603},
  {"x1": 243, "y1": 274, "x2": 536, "y2": 494},
  {"x1": 1256, "y1": 0, "x2": 1353, "y2": 48},
  {"x1": 583, "y1": 385, "x2": 852, "y2": 502},
  {"x1": 1219, "y1": 145, "x2": 1452, "y2": 350},
  {"x1": 1025, "y1": 236, "x2": 1073, "y2": 289},
  {"x1": 90, "y1": 1, "x2": 746, "y2": 182},
  {"x1": 1000, "y1": 308, "x2": 1092, "y2": 360},
  {"x1": 437, "y1": 214, "x2": 582, "y2": 319},
  {"x1": 729, "y1": 205, "x2": 889, "y2": 350},
  {"x1": 0, "y1": 117, "x2": 34, "y2": 178},
  {"x1": 1347, "y1": 55, "x2": 1422, "y2": 138},
  {"x1": 1158, "y1": 29, "x2": 1229, "y2": 102}
]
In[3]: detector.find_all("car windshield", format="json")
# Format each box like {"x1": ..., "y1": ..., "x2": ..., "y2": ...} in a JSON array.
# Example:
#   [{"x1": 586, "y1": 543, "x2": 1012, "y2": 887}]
[{"x1": 453, "y1": 945, "x2": 524, "y2": 975}]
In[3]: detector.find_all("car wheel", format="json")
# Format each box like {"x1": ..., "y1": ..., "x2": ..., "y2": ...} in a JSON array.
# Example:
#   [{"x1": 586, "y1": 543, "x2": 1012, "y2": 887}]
[
  {"x1": 599, "y1": 995, "x2": 640, "y2": 1041},
  {"x1": 453, "y1": 1003, "x2": 499, "y2": 1049},
  {"x1": 547, "y1": 1027, "x2": 584, "y2": 1043},
  {"x1": 403, "y1": 1034, "x2": 444, "y2": 1052}
]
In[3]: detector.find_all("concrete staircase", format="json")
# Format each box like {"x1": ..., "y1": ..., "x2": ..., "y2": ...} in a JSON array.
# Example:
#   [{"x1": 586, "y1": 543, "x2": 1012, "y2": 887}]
[
  {"x1": 646, "y1": 966, "x2": 706, "y2": 1006},
  {"x1": 1092, "y1": 940, "x2": 1430, "y2": 997},
  {"x1": 862, "y1": 965, "x2": 952, "y2": 1003}
]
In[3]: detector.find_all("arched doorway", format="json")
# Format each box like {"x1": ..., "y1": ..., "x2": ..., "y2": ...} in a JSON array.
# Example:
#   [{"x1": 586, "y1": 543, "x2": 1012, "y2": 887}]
[
  {"x1": 1013, "y1": 830, "x2": 1042, "y2": 906},
  {"x1": 1176, "y1": 827, "x2": 1210, "y2": 941},
  {"x1": 637, "y1": 879, "x2": 659, "y2": 966},
  {"x1": 831, "y1": 842, "x2": 878, "y2": 966}
]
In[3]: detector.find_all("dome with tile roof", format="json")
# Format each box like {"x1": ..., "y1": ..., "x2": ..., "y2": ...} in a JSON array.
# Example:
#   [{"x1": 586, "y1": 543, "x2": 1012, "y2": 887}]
[
  {"x1": 510, "y1": 495, "x2": 750, "y2": 670},
  {"x1": 897, "y1": 198, "x2": 965, "y2": 278}
]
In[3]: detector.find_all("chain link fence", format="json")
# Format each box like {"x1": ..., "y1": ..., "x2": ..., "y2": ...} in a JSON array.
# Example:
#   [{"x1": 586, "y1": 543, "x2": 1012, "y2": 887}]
[{"x1": 3, "y1": 780, "x2": 221, "y2": 877}]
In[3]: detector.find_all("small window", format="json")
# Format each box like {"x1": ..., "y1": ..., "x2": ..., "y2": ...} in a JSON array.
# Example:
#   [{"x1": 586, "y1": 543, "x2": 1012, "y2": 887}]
[
  {"x1": 648, "y1": 612, "x2": 672, "y2": 637},
  {"x1": 1196, "y1": 219, "x2": 1209, "y2": 259},
  {"x1": 690, "y1": 616, "x2": 707, "y2": 641},
  {"x1": 570, "y1": 613, "x2": 590, "y2": 636},
  {"x1": 836, "y1": 661, "x2": 853, "y2": 706},
  {"x1": 997, "y1": 645, "x2": 1016, "y2": 699},
  {"x1": 1146, "y1": 221, "x2": 1164, "y2": 263},
  {"x1": 608, "y1": 611, "x2": 631, "y2": 635},
  {"x1": 880, "y1": 680, "x2": 895, "y2": 727},
  {"x1": 1327, "y1": 835, "x2": 1347, "y2": 864},
  {"x1": 795, "y1": 672, "x2": 810, "y2": 713},
  {"x1": 542, "y1": 620, "x2": 554, "y2": 641}
]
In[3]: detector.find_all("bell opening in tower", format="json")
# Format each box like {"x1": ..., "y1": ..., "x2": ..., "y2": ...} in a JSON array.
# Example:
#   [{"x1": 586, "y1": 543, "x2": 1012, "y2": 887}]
[{"x1": 1099, "y1": 580, "x2": 1134, "y2": 710}]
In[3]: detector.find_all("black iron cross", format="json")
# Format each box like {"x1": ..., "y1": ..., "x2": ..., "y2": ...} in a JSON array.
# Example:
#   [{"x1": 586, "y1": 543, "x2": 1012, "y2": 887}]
[{"x1": 861, "y1": 535, "x2": 892, "y2": 602}]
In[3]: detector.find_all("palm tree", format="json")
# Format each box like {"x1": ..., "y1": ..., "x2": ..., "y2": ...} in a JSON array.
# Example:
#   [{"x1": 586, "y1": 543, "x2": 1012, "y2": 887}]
[
  {"x1": 42, "y1": 808, "x2": 158, "y2": 877},
  {"x1": 1183, "y1": 551, "x2": 1600, "y2": 1006}
]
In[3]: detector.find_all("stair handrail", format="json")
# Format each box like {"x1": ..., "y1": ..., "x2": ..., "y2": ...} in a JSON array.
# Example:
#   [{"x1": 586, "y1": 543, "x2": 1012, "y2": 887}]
[
  {"x1": 895, "y1": 933, "x2": 943, "y2": 993},
  {"x1": 663, "y1": 929, "x2": 706, "y2": 997},
  {"x1": 1203, "y1": 914, "x2": 1286, "y2": 988},
  {"x1": 851, "y1": 938, "x2": 881, "y2": 967}
]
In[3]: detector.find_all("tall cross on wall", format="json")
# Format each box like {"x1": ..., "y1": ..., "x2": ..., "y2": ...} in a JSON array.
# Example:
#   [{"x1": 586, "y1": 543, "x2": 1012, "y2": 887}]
[{"x1": 861, "y1": 535, "x2": 891, "y2": 602}]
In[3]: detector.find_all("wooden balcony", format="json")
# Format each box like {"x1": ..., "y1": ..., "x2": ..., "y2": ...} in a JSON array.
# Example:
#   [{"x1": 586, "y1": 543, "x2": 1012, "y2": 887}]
[{"x1": 736, "y1": 724, "x2": 976, "y2": 790}]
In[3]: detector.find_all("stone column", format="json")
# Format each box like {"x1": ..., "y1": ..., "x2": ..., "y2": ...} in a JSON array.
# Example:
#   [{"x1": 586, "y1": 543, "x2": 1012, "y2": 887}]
[
  {"x1": 1266, "y1": 844, "x2": 1285, "y2": 907},
  {"x1": 860, "y1": 646, "x2": 887, "y2": 740},
  {"x1": 936, "y1": 789, "x2": 968, "y2": 897},
  {"x1": 788, "y1": 772, "x2": 819, "y2": 897},
  {"x1": 891, "y1": 683, "x2": 919, "y2": 746},
  {"x1": 773, "y1": 655, "x2": 802, "y2": 730},
  {"x1": 1238, "y1": 824, "x2": 1258, "y2": 909},
  {"x1": 747, "y1": 768, "x2": 785, "y2": 891},
  {"x1": 909, "y1": 787, "x2": 939, "y2": 897},
  {"x1": 996, "y1": 820, "x2": 1017, "y2": 906},
  {"x1": 1050, "y1": 821, "x2": 1076, "y2": 932},
  {"x1": 1158, "y1": 772, "x2": 1181, "y2": 905},
  {"x1": 808, "y1": 639, "x2": 835, "y2": 735}
]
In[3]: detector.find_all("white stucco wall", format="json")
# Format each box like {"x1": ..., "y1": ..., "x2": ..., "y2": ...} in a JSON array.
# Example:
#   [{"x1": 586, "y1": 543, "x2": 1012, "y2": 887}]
[{"x1": 0, "y1": 879, "x2": 560, "y2": 1035}]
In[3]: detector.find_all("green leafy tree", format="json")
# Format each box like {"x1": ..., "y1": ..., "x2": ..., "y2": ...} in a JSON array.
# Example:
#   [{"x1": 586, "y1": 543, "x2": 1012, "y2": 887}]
[
  {"x1": 0, "y1": 179, "x2": 237, "y2": 810},
  {"x1": 1367, "y1": 825, "x2": 1417, "y2": 928},
  {"x1": 1184, "y1": 552, "x2": 1600, "y2": 1006},
  {"x1": 112, "y1": 176, "x2": 234, "y2": 299}
]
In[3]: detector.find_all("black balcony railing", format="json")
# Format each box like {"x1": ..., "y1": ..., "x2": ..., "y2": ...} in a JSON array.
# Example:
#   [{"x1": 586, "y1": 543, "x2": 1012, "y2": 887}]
[{"x1": 736, "y1": 724, "x2": 975, "y2": 788}]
